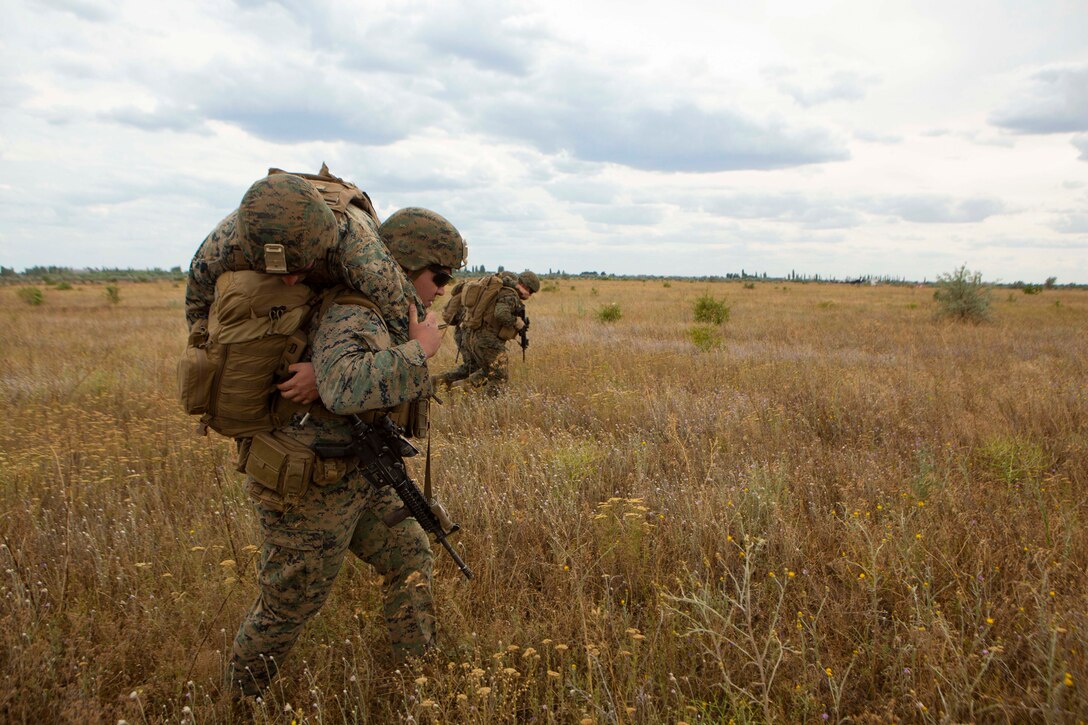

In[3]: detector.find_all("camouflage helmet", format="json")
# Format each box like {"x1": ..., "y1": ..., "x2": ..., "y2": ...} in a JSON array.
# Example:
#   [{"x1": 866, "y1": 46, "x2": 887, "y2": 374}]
[
  {"x1": 236, "y1": 174, "x2": 338, "y2": 274},
  {"x1": 379, "y1": 208, "x2": 467, "y2": 272},
  {"x1": 517, "y1": 270, "x2": 541, "y2": 293}
]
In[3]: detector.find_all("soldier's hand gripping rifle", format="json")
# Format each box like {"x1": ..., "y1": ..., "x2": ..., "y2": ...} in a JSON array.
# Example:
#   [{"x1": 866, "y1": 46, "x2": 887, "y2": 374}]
[
  {"x1": 315, "y1": 414, "x2": 473, "y2": 579},
  {"x1": 516, "y1": 309, "x2": 530, "y2": 362}
]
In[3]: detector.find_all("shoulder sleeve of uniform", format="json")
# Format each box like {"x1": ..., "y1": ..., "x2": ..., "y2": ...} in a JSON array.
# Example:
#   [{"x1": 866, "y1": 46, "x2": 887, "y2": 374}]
[
  {"x1": 492, "y1": 288, "x2": 520, "y2": 327},
  {"x1": 312, "y1": 302, "x2": 430, "y2": 414},
  {"x1": 184, "y1": 213, "x2": 236, "y2": 328}
]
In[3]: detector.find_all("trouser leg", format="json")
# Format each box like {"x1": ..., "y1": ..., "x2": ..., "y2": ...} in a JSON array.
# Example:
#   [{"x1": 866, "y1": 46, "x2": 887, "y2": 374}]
[
  {"x1": 227, "y1": 481, "x2": 358, "y2": 695},
  {"x1": 349, "y1": 483, "x2": 436, "y2": 660}
]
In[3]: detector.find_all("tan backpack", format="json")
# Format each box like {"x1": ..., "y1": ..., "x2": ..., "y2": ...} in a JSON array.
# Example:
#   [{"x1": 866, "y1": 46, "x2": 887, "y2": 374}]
[
  {"x1": 268, "y1": 163, "x2": 379, "y2": 225},
  {"x1": 441, "y1": 281, "x2": 465, "y2": 326},
  {"x1": 459, "y1": 275, "x2": 505, "y2": 331},
  {"x1": 177, "y1": 270, "x2": 320, "y2": 437}
]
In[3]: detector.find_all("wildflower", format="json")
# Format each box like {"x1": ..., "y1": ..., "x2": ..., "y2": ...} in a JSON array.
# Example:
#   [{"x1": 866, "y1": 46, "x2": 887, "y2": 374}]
[
  {"x1": 915, "y1": 533, "x2": 922, "y2": 540},
  {"x1": 788, "y1": 571, "x2": 796, "y2": 578},
  {"x1": 825, "y1": 667, "x2": 833, "y2": 677},
  {"x1": 986, "y1": 617, "x2": 995, "y2": 625},
  {"x1": 858, "y1": 573, "x2": 866, "y2": 580},
  {"x1": 547, "y1": 670, "x2": 561, "y2": 678},
  {"x1": 555, "y1": 644, "x2": 568, "y2": 652},
  {"x1": 415, "y1": 676, "x2": 428, "y2": 686},
  {"x1": 522, "y1": 647, "x2": 537, "y2": 658},
  {"x1": 1064, "y1": 672, "x2": 1074, "y2": 687},
  {"x1": 457, "y1": 694, "x2": 468, "y2": 702},
  {"x1": 421, "y1": 699, "x2": 436, "y2": 708},
  {"x1": 477, "y1": 686, "x2": 491, "y2": 696}
]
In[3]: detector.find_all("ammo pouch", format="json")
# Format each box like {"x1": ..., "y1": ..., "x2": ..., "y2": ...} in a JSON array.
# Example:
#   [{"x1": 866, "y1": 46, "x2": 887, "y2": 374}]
[
  {"x1": 177, "y1": 325, "x2": 215, "y2": 415},
  {"x1": 244, "y1": 431, "x2": 351, "y2": 509}
]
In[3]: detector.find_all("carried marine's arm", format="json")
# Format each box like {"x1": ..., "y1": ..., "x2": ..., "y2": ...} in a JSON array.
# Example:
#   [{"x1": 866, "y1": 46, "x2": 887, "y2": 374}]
[{"x1": 185, "y1": 212, "x2": 239, "y2": 331}]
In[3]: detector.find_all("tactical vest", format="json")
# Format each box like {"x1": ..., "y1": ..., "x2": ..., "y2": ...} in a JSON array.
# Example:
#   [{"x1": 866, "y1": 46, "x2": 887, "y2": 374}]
[{"x1": 459, "y1": 275, "x2": 506, "y2": 332}]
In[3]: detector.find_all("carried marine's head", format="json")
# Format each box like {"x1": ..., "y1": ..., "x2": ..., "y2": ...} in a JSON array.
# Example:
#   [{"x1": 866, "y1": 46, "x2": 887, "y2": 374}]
[
  {"x1": 517, "y1": 270, "x2": 541, "y2": 294},
  {"x1": 236, "y1": 174, "x2": 338, "y2": 274},
  {"x1": 379, "y1": 208, "x2": 467, "y2": 273}
]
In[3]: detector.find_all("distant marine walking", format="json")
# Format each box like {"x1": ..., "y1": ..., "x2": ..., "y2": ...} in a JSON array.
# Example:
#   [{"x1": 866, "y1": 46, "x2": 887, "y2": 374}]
[{"x1": 438, "y1": 269, "x2": 539, "y2": 392}]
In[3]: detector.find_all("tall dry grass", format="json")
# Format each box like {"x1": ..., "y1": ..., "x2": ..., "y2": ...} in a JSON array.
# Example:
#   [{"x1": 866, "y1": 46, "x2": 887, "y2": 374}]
[{"x1": 0, "y1": 278, "x2": 1085, "y2": 723}]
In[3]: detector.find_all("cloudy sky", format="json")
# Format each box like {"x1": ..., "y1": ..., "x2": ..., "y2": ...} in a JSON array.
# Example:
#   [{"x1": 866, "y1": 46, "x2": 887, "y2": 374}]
[{"x1": 2, "y1": 0, "x2": 1086, "y2": 282}]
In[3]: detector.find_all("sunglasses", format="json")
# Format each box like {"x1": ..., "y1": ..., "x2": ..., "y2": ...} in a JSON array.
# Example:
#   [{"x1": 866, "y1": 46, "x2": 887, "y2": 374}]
[{"x1": 428, "y1": 265, "x2": 454, "y2": 287}]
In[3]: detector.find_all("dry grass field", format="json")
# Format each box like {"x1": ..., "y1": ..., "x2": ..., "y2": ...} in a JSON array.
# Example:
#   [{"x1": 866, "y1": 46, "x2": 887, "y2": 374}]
[{"x1": 1, "y1": 277, "x2": 1086, "y2": 723}]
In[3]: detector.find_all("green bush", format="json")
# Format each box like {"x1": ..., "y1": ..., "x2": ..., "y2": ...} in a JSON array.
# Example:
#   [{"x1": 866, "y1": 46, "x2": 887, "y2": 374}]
[
  {"x1": 105, "y1": 285, "x2": 121, "y2": 304},
  {"x1": 596, "y1": 302, "x2": 622, "y2": 323},
  {"x1": 687, "y1": 325, "x2": 721, "y2": 351},
  {"x1": 1022, "y1": 284, "x2": 1042, "y2": 295},
  {"x1": 55, "y1": 281, "x2": 73, "y2": 291},
  {"x1": 17, "y1": 287, "x2": 44, "y2": 306},
  {"x1": 743, "y1": 282, "x2": 755, "y2": 290},
  {"x1": 933, "y1": 265, "x2": 991, "y2": 323},
  {"x1": 662, "y1": 281, "x2": 672, "y2": 288},
  {"x1": 693, "y1": 294, "x2": 730, "y2": 324}
]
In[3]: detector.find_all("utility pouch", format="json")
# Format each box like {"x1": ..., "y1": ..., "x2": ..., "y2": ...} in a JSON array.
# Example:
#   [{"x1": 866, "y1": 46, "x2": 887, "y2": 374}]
[
  {"x1": 405, "y1": 398, "x2": 429, "y2": 439},
  {"x1": 245, "y1": 432, "x2": 316, "y2": 502},
  {"x1": 177, "y1": 340, "x2": 216, "y2": 416},
  {"x1": 497, "y1": 324, "x2": 517, "y2": 341}
]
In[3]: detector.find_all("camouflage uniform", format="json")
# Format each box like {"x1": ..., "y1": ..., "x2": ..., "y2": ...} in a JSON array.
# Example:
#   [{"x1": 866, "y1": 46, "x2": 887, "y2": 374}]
[
  {"x1": 228, "y1": 296, "x2": 435, "y2": 696},
  {"x1": 440, "y1": 271, "x2": 537, "y2": 389},
  {"x1": 184, "y1": 174, "x2": 462, "y2": 697}
]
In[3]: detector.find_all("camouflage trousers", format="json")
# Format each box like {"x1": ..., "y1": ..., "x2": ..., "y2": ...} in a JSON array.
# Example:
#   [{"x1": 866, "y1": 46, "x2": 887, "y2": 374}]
[
  {"x1": 227, "y1": 470, "x2": 435, "y2": 696},
  {"x1": 438, "y1": 328, "x2": 510, "y2": 388}
]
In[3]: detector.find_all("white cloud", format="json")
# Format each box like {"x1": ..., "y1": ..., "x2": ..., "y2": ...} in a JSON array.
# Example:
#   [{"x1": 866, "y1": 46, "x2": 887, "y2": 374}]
[
  {"x1": 1, "y1": 0, "x2": 1087, "y2": 283},
  {"x1": 990, "y1": 65, "x2": 1088, "y2": 134}
]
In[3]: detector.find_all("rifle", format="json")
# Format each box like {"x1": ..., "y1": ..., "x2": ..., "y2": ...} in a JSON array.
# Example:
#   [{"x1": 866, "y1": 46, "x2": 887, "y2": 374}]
[
  {"x1": 517, "y1": 309, "x2": 530, "y2": 362},
  {"x1": 314, "y1": 414, "x2": 473, "y2": 579}
]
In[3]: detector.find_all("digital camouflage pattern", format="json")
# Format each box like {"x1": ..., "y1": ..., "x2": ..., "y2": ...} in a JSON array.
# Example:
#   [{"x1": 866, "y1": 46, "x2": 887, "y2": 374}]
[
  {"x1": 228, "y1": 476, "x2": 435, "y2": 696},
  {"x1": 228, "y1": 299, "x2": 436, "y2": 696},
  {"x1": 236, "y1": 173, "x2": 338, "y2": 274},
  {"x1": 379, "y1": 208, "x2": 467, "y2": 272},
  {"x1": 183, "y1": 169, "x2": 446, "y2": 697}
]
